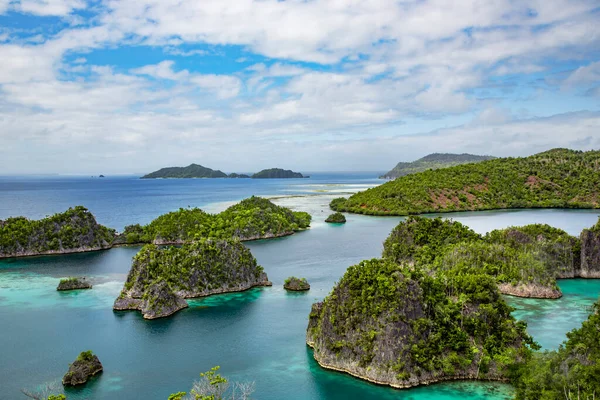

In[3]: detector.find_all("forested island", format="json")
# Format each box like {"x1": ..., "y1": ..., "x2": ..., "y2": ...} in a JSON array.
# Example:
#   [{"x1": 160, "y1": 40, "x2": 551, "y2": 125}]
[
  {"x1": 116, "y1": 196, "x2": 311, "y2": 245},
  {"x1": 0, "y1": 206, "x2": 115, "y2": 259},
  {"x1": 114, "y1": 239, "x2": 271, "y2": 319},
  {"x1": 141, "y1": 164, "x2": 229, "y2": 179},
  {"x1": 0, "y1": 197, "x2": 310, "y2": 258},
  {"x1": 380, "y1": 153, "x2": 495, "y2": 179},
  {"x1": 332, "y1": 148, "x2": 600, "y2": 215},
  {"x1": 141, "y1": 164, "x2": 306, "y2": 179},
  {"x1": 251, "y1": 168, "x2": 307, "y2": 179},
  {"x1": 306, "y1": 215, "x2": 600, "y2": 390}
]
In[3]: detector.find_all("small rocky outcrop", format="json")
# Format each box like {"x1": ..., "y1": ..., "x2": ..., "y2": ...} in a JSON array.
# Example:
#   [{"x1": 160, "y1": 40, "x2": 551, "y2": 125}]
[
  {"x1": 114, "y1": 280, "x2": 188, "y2": 319},
  {"x1": 57, "y1": 277, "x2": 92, "y2": 291},
  {"x1": 114, "y1": 239, "x2": 272, "y2": 319},
  {"x1": 62, "y1": 351, "x2": 103, "y2": 386},
  {"x1": 325, "y1": 212, "x2": 346, "y2": 223},
  {"x1": 497, "y1": 283, "x2": 562, "y2": 299},
  {"x1": 284, "y1": 277, "x2": 310, "y2": 291},
  {"x1": 580, "y1": 220, "x2": 600, "y2": 278}
]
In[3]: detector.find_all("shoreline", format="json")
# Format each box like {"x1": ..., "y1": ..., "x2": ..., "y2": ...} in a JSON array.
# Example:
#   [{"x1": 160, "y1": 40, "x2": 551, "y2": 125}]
[
  {"x1": 306, "y1": 344, "x2": 509, "y2": 390},
  {"x1": 0, "y1": 230, "x2": 303, "y2": 260}
]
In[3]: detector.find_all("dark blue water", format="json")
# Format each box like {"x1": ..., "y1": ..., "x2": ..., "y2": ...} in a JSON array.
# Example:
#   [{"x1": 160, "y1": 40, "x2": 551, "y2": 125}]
[
  {"x1": 1, "y1": 175, "x2": 599, "y2": 400},
  {"x1": 0, "y1": 173, "x2": 379, "y2": 230}
]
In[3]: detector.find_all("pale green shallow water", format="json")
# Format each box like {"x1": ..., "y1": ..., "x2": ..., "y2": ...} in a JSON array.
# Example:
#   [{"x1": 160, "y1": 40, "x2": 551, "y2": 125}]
[{"x1": 1, "y1": 196, "x2": 599, "y2": 399}]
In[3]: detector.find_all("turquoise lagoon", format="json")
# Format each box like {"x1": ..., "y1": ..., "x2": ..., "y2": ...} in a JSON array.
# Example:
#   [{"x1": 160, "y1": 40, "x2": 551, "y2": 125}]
[{"x1": 1, "y1": 175, "x2": 599, "y2": 399}]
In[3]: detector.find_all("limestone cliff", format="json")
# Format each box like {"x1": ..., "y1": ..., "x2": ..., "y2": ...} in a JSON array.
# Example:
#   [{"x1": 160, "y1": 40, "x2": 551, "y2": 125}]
[
  {"x1": 580, "y1": 219, "x2": 600, "y2": 278},
  {"x1": 306, "y1": 259, "x2": 533, "y2": 389},
  {"x1": 113, "y1": 239, "x2": 271, "y2": 319}
]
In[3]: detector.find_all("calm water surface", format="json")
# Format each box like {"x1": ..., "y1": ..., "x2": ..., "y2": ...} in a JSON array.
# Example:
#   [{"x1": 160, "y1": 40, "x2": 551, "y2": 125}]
[{"x1": 0, "y1": 175, "x2": 599, "y2": 399}]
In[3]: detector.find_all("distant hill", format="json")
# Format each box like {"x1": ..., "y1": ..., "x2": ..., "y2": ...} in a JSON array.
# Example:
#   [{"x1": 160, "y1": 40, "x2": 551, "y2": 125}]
[
  {"x1": 141, "y1": 164, "x2": 228, "y2": 179},
  {"x1": 331, "y1": 148, "x2": 600, "y2": 216},
  {"x1": 380, "y1": 153, "x2": 496, "y2": 179},
  {"x1": 252, "y1": 168, "x2": 307, "y2": 179}
]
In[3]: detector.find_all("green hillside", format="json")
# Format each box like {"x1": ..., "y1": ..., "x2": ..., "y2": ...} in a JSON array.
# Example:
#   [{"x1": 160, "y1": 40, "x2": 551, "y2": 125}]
[
  {"x1": 381, "y1": 153, "x2": 496, "y2": 179},
  {"x1": 332, "y1": 149, "x2": 600, "y2": 216},
  {"x1": 141, "y1": 164, "x2": 228, "y2": 179}
]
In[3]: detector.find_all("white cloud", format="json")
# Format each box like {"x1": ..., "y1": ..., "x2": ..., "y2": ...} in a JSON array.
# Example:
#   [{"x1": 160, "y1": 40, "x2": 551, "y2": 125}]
[
  {"x1": 15, "y1": 0, "x2": 87, "y2": 16},
  {"x1": 0, "y1": 0, "x2": 598, "y2": 173}
]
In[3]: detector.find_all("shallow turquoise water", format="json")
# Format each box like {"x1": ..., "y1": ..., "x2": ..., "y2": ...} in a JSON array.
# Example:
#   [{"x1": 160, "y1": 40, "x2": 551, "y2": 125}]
[{"x1": 1, "y1": 177, "x2": 599, "y2": 399}]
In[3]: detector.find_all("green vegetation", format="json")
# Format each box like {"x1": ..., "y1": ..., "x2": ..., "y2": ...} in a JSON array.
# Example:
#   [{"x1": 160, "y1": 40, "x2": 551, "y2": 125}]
[
  {"x1": 325, "y1": 212, "x2": 346, "y2": 223},
  {"x1": 118, "y1": 196, "x2": 311, "y2": 244},
  {"x1": 114, "y1": 239, "x2": 271, "y2": 319},
  {"x1": 382, "y1": 217, "x2": 580, "y2": 297},
  {"x1": 57, "y1": 277, "x2": 92, "y2": 291},
  {"x1": 307, "y1": 258, "x2": 536, "y2": 386},
  {"x1": 169, "y1": 366, "x2": 254, "y2": 400},
  {"x1": 47, "y1": 395, "x2": 66, "y2": 400},
  {"x1": 0, "y1": 206, "x2": 115, "y2": 258},
  {"x1": 514, "y1": 300, "x2": 600, "y2": 399},
  {"x1": 227, "y1": 173, "x2": 250, "y2": 179},
  {"x1": 251, "y1": 168, "x2": 305, "y2": 179},
  {"x1": 284, "y1": 276, "x2": 310, "y2": 291},
  {"x1": 333, "y1": 149, "x2": 600, "y2": 215},
  {"x1": 380, "y1": 153, "x2": 495, "y2": 179},
  {"x1": 141, "y1": 164, "x2": 228, "y2": 179}
]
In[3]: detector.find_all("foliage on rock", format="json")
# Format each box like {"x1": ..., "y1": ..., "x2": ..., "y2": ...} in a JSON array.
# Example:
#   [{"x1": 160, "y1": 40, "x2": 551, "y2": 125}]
[{"x1": 0, "y1": 206, "x2": 115, "y2": 258}]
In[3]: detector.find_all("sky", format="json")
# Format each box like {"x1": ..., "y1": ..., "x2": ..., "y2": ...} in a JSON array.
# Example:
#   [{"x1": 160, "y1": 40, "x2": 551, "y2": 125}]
[{"x1": 0, "y1": 0, "x2": 599, "y2": 174}]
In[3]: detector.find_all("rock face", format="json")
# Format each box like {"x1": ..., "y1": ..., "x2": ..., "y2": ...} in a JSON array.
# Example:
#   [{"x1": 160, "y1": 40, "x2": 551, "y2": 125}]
[
  {"x1": 580, "y1": 221, "x2": 600, "y2": 278},
  {"x1": 284, "y1": 277, "x2": 310, "y2": 291},
  {"x1": 325, "y1": 213, "x2": 346, "y2": 223},
  {"x1": 497, "y1": 283, "x2": 562, "y2": 299},
  {"x1": 62, "y1": 351, "x2": 103, "y2": 386},
  {"x1": 114, "y1": 239, "x2": 272, "y2": 319},
  {"x1": 0, "y1": 206, "x2": 115, "y2": 259},
  {"x1": 306, "y1": 259, "x2": 532, "y2": 389},
  {"x1": 57, "y1": 277, "x2": 92, "y2": 291}
]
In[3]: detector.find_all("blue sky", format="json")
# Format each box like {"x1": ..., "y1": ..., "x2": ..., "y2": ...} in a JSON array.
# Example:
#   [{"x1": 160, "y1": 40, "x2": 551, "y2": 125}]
[{"x1": 0, "y1": 0, "x2": 599, "y2": 174}]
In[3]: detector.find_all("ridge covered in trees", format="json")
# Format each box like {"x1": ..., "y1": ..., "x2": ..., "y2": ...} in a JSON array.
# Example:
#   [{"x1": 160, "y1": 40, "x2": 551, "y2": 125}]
[
  {"x1": 380, "y1": 153, "x2": 496, "y2": 179},
  {"x1": 141, "y1": 164, "x2": 229, "y2": 179},
  {"x1": 251, "y1": 168, "x2": 306, "y2": 179},
  {"x1": 332, "y1": 149, "x2": 600, "y2": 215},
  {"x1": 117, "y1": 196, "x2": 311, "y2": 245},
  {"x1": 0, "y1": 206, "x2": 115, "y2": 258}
]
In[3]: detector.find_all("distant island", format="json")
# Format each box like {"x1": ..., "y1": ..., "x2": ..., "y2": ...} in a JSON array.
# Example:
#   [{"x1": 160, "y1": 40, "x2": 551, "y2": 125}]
[
  {"x1": 141, "y1": 164, "x2": 229, "y2": 179},
  {"x1": 380, "y1": 153, "x2": 496, "y2": 179},
  {"x1": 332, "y1": 148, "x2": 600, "y2": 216},
  {"x1": 252, "y1": 168, "x2": 307, "y2": 179},
  {"x1": 141, "y1": 164, "x2": 306, "y2": 179}
]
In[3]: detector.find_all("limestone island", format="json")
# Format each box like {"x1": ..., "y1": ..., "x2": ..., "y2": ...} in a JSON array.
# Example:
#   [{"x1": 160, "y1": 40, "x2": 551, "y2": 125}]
[
  {"x1": 57, "y1": 277, "x2": 92, "y2": 291},
  {"x1": 0, "y1": 206, "x2": 116, "y2": 259},
  {"x1": 307, "y1": 259, "x2": 533, "y2": 389},
  {"x1": 284, "y1": 277, "x2": 310, "y2": 291},
  {"x1": 332, "y1": 148, "x2": 600, "y2": 216},
  {"x1": 62, "y1": 350, "x2": 103, "y2": 386},
  {"x1": 251, "y1": 168, "x2": 307, "y2": 179},
  {"x1": 113, "y1": 239, "x2": 272, "y2": 319},
  {"x1": 383, "y1": 216, "x2": 600, "y2": 299},
  {"x1": 325, "y1": 212, "x2": 346, "y2": 223},
  {"x1": 114, "y1": 196, "x2": 311, "y2": 245},
  {"x1": 380, "y1": 153, "x2": 495, "y2": 179}
]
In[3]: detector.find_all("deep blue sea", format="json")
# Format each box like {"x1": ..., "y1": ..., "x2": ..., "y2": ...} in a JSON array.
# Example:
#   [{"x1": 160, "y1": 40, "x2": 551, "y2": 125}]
[{"x1": 1, "y1": 174, "x2": 599, "y2": 400}]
